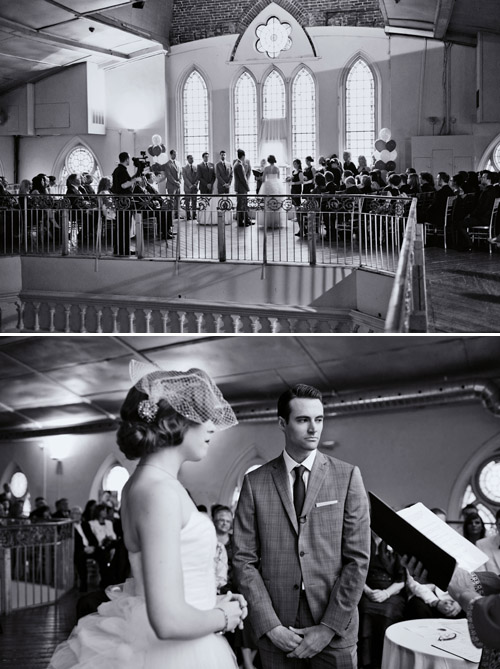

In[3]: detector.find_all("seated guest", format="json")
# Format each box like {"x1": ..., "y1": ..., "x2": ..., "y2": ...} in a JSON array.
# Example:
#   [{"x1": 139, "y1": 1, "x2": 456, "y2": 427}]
[
  {"x1": 370, "y1": 170, "x2": 385, "y2": 192},
  {"x1": 405, "y1": 172, "x2": 421, "y2": 196},
  {"x1": 456, "y1": 171, "x2": 497, "y2": 250},
  {"x1": 426, "y1": 171, "x2": 455, "y2": 229},
  {"x1": 358, "y1": 155, "x2": 369, "y2": 172},
  {"x1": 398, "y1": 173, "x2": 410, "y2": 194},
  {"x1": 358, "y1": 533, "x2": 406, "y2": 669},
  {"x1": 463, "y1": 512, "x2": 487, "y2": 545},
  {"x1": 405, "y1": 571, "x2": 463, "y2": 620},
  {"x1": 476, "y1": 509, "x2": 500, "y2": 574},
  {"x1": 88, "y1": 503, "x2": 118, "y2": 579},
  {"x1": 344, "y1": 175, "x2": 360, "y2": 194},
  {"x1": 419, "y1": 172, "x2": 435, "y2": 193},
  {"x1": 52, "y1": 497, "x2": 71, "y2": 519},
  {"x1": 30, "y1": 505, "x2": 52, "y2": 522},
  {"x1": 383, "y1": 173, "x2": 402, "y2": 196}
]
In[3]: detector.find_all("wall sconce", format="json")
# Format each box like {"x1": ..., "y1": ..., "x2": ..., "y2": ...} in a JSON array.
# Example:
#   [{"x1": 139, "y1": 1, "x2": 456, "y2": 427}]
[{"x1": 54, "y1": 460, "x2": 63, "y2": 475}]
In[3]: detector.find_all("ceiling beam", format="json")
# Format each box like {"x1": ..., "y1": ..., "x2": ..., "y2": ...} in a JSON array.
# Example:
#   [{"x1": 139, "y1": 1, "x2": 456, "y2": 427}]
[
  {"x1": 434, "y1": 0, "x2": 456, "y2": 40},
  {"x1": 0, "y1": 16, "x2": 130, "y2": 60}
]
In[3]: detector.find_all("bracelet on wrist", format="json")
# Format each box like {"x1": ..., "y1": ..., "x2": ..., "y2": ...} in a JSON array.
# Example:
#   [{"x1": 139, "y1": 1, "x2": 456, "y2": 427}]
[{"x1": 214, "y1": 606, "x2": 229, "y2": 635}]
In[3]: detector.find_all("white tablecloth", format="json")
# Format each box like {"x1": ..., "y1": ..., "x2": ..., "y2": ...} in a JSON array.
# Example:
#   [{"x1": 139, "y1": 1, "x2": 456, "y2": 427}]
[{"x1": 382, "y1": 618, "x2": 481, "y2": 669}]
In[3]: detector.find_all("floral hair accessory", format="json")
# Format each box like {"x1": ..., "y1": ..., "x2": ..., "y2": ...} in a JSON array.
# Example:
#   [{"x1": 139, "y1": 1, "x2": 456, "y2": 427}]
[
  {"x1": 129, "y1": 360, "x2": 237, "y2": 430},
  {"x1": 137, "y1": 399, "x2": 159, "y2": 423}
]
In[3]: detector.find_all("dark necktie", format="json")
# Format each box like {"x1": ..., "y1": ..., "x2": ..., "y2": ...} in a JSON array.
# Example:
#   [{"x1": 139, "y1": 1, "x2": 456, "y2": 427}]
[{"x1": 293, "y1": 465, "x2": 306, "y2": 518}]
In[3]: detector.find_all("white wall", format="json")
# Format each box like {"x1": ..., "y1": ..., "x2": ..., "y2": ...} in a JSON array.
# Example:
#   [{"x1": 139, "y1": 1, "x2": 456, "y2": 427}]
[{"x1": 1, "y1": 397, "x2": 498, "y2": 519}]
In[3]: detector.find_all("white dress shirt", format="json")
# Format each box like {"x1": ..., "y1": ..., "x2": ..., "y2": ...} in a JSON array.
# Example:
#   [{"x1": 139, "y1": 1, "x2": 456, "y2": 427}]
[{"x1": 283, "y1": 449, "x2": 317, "y2": 502}]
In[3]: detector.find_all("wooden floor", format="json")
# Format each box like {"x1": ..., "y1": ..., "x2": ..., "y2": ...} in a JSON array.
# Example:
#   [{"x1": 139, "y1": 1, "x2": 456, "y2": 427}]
[
  {"x1": 0, "y1": 589, "x2": 79, "y2": 668},
  {"x1": 425, "y1": 245, "x2": 500, "y2": 332}
]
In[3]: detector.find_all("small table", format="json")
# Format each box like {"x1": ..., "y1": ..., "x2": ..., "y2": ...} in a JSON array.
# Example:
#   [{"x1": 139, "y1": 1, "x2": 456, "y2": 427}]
[{"x1": 382, "y1": 618, "x2": 481, "y2": 669}]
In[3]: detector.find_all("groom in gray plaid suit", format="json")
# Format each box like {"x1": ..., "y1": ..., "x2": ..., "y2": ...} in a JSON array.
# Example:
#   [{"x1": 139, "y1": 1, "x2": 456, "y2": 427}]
[{"x1": 233, "y1": 384, "x2": 371, "y2": 668}]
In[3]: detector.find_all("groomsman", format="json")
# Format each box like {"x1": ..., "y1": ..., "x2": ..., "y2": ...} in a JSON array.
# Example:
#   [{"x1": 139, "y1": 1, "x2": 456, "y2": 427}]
[
  {"x1": 165, "y1": 149, "x2": 182, "y2": 218},
  {"x1": 182, "y1": 155, "x2": 199, "y2": 220},
  {"x1": 215, "y1": 150, "x2": 233, "y2": 195},
  {"x1": 197, "y1": 152, "x2": 216, "y2": 194}
]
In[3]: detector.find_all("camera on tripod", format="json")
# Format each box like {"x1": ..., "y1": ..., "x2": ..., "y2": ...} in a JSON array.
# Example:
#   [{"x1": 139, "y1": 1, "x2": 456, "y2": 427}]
[{"x1": 132, "y1": 151, "x2": 151, "y2": 175}]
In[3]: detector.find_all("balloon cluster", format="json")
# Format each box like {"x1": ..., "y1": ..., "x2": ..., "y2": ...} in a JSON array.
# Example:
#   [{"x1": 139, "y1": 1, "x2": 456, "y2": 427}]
[
  {"x1": 147, "y1": 134, "x2": 169, "y2": 172},
  {"x1": 373, "y1": 128, "x2": 397, "y2": 172}
]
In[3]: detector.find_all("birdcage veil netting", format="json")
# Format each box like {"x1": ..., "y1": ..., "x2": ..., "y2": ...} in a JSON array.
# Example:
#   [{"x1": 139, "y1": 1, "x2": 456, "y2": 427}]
[{"x1": 129, "y1": 360, "x2": 237, "y2": 430}]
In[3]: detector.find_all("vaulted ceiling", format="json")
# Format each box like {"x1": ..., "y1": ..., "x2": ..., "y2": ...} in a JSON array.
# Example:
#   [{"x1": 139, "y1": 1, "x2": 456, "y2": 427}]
[{"x1": 0, "y1": 335, "x2": 499, "y2": 440}]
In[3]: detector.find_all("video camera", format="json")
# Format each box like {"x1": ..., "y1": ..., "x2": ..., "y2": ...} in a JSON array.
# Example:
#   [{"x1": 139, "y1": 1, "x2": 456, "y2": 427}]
[{"x1": 132, "y1": 151, "x2": 151, "y2": 176}]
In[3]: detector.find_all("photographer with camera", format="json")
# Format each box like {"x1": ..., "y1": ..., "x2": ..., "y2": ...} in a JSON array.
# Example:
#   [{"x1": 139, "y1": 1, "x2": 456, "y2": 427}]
[{"x1": 111, "y1": 152, "x2": 142, "y2": 256}]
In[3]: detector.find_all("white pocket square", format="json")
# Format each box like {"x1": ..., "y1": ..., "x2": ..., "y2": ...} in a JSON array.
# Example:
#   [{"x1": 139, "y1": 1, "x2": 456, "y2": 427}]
[{"x1": 315, "y1": 500, "x2": 338, "y2": 508}]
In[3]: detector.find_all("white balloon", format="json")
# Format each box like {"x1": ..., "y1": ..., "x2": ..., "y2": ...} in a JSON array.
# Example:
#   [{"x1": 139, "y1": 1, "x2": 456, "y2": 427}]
[
  {"x1": 380, "y1": 149, "x2": 391, "y2": 162},
  {"x1": 373, "y1": 150, "x2": 382, "y2": 161},
  {"x1": 379, "y1": 128, "x2": 391, "y2": 142},
  {"x1": 389, "y1": 150, "x2": 398, "y2": 161}
]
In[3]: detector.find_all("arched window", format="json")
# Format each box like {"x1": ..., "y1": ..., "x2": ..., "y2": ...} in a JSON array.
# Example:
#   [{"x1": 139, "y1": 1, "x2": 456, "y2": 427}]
[
  {"x1": 234, "y1": 72, "x2": 258, "y2": 168},
  {"x1": 292, "y1": 68, "x2": 316, "y2": 164},
  {"x1": 183, "y1": 71, "x2": 209, "y2": 162},
  {"x1": 60, "y1": 146, "x2": 102, "y2": 193},
  {"x1": 345, "y1": 58, "x2": 375, "y2": 163},
  {"x1": 231, "y1": 463, "x2": 262, "y2": 511},
  {"x1": 460, "y1": 456, "x2": 500, "y2": 528},
  {"x1": 102, "y1": 464, "x2": 130, "y2": 505},
  {"x1": 263, "y1": 70, "x2": 286, "y2": 120}
]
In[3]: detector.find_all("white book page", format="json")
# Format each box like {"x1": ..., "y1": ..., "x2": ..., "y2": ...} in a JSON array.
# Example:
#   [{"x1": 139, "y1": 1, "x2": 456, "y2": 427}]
[{"x1": 397, "y1": 503, "x2": 488, "y2": 572}]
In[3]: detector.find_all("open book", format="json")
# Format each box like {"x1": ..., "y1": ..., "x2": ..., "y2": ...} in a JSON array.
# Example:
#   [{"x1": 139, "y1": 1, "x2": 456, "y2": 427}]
[{"x1": 369, "y1": 492, "x2": 488, "y2": 590}]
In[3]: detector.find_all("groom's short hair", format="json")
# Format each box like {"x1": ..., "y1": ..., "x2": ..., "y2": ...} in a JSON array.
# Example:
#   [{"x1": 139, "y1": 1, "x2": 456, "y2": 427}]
[{"x1": 277, "y1": 384, "x2": 323, "y2": 423}]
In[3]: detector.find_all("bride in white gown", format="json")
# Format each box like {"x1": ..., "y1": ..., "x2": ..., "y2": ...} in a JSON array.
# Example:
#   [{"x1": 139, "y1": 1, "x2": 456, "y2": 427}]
[
  {"x1": 258, "y1": 155, "x2": 285, "y2": 229},
  {"x1": 49, "y1": 362, "x2": 246, "y2": 669}
]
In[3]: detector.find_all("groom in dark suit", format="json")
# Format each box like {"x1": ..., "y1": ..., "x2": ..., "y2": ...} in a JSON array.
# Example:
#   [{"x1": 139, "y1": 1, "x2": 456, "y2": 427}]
[
  {"x1": 233, "y1": 149, "x2": 253, "y2": 227},
  {"x1": 233, "y1": 384, "x2": 370, "y2": 669}
]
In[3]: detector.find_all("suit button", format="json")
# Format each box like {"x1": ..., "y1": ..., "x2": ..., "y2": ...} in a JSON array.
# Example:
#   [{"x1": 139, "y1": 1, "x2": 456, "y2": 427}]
[
  {"x1": 293, "y1": 584, "x2": 300, "y2": 590},
  {"x1": 299, "y1": 551, "x2": 305, "y2": 557}
]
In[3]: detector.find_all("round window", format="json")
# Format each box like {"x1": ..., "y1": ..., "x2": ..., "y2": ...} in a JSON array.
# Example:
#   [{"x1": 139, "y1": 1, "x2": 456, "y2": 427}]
[{"x1": 10, "y1": 471, "x2": 28, "y2": 498}]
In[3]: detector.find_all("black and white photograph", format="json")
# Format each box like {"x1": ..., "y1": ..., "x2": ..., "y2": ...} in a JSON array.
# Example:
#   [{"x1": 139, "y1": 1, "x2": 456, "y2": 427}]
[
  {"x1": 1, "y1": 1, "x2": 500, "y2": 333},
  {"x1": 0, "y1": 334, "x2": 499, "y2": 668}
]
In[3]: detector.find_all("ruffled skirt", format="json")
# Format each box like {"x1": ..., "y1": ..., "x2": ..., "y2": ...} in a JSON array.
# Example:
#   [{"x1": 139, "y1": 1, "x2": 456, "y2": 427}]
[{"x1": 48, "y1": 580, "x2": 237, "y2": 669}]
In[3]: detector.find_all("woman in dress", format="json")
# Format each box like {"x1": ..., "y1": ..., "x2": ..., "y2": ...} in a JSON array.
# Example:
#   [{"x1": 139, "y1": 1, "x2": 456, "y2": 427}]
[
  {"x1": 97, "y1": 176, "x2": 115, "y2": 252},
  {"x1": 287, "y1": 158, "x2": 305, "y2": 237},
  {"x1": 258, "y1": 155, "x2": 283, "y2": 229},
  {"x1": 49, "y1": 361, "x2": 246, "y2": 669},
  {"x1": 463, "y1": 512, "x2": 486, "y2": 545}
]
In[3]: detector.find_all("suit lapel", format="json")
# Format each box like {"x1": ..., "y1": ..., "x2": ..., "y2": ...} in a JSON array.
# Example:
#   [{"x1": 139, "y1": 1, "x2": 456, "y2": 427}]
[
  {"x1": 271, "y1": 455, "x2": 299, "y2": 534},
  {"x1": 302, "y1": 451, "x2": 329, "y2": 518}
]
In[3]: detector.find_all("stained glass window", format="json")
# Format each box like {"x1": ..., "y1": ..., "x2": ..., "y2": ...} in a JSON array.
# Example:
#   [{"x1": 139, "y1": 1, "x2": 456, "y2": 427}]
[
  {"x1": 234, "y1": 72, "x2": 258, "y2": 168},
  {"x1": 183, "y1": 70, "x2": 209, "y2": 161},
  {"x1": 460, "y1": 457, "x2": 500, "y2": 530},
  {"x1": 345, "y1": 59, "x2": 375, "y2": 163},
  {"x1": 493, "y1": 143, "x2": 500, "y2": 171},
  {"x1": 60, "y1": 146, "x2": 101, "y2": 192},
  {"x1": 263, "y1": 70, "x2": 286, "y2": 120},
  {"x1": 292, "y1": 68, "x2": 316, "y2": 164},
  {"x1": 255, "y1": 16, "x2": 292, "y2": 59}
]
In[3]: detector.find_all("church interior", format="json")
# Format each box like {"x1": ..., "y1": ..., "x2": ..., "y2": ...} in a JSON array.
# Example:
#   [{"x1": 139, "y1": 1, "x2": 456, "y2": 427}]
[{"x1": 0, "y1": 1, "x2": 500, "y2": 333}]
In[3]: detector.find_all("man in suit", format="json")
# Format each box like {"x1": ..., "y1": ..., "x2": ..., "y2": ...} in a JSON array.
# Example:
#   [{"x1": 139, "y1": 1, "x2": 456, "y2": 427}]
[
  {"x1": 233, "y1": 149, "x2": 253, "y2": 227},
  {"x1": 164, "y1": 149, "x2": 182, "y2": 219},
  {"x1": 233, "y1": 384, "x2": 371, "y2": 669},
  {"x1": 215, "y1": 150, "x2": 233, "y2": 195},
  {"x1": 182, "y1": 154, "x2": 199, "y2": 220},
  {"x1": 457, "y1": 170, "x2": 498, "y2": 250},
  {"x1": 426, "y1": 172, "x2": 454, "y2": 229},
  {"x1": 197, "y1": 151, "x2": 216, "y2": 194}
]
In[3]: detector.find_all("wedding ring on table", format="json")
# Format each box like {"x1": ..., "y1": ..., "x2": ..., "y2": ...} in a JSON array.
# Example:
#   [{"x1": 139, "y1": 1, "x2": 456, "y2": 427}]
[{"x1": 437, "y1": 630, "x2": 457, "y2": 641}]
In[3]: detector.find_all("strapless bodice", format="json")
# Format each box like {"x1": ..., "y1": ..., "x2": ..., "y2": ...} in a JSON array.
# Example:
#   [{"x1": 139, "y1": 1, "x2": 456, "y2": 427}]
[{"x1": 128, "y1": 511, "x2": 217, "y2": 610}]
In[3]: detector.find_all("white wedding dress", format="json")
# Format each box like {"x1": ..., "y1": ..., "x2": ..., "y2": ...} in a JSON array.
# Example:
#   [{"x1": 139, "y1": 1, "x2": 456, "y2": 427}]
[
  {"x1": 49, "y1": 512, "x2": 237, "y2": 669},
  {"x1": 258, "y1": 166, "x2": 285, "y2": 229}
]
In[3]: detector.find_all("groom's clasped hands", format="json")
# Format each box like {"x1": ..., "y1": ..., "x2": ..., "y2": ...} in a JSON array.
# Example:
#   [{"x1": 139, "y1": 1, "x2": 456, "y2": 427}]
[{"x1": 267, "y1": 623, "x2": 336, "y2": 659}]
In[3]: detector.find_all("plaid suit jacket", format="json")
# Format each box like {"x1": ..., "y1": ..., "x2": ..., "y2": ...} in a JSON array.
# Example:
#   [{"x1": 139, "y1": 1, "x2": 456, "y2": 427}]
[{"x1": 233, "y1": 451, "x2": 370, "y2": 649}]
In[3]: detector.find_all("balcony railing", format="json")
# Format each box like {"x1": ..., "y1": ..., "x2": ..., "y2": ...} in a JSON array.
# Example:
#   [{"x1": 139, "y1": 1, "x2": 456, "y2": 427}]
[
  {"x1": 0, "y1": 520, "x2": 74, "y2": 613},
  {"x1": 385, "y1": 199, "x2": 428, "y2": 332},
  {"x1": 0, "y1": 192, "x2": 412, "y2": 273}
]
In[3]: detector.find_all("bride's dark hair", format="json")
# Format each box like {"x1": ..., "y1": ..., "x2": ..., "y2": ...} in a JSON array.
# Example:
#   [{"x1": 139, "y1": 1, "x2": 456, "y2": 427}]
[
  {"x1": 117, "y1": 386, "x2": 196, "y2": 460},
  {"x1": 267, "y1": 155, "x2": 276, "y2": 165}
]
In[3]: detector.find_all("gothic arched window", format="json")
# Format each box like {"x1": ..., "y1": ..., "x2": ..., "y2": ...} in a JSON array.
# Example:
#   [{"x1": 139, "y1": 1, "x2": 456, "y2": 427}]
[
  {"x1": 234, "y1": 72, "x2": 258, "y2": 168},
  {"x1": 460, "y1": 455, "x2": 500, "y2": 528},
  {"x1": 345, "y1": 58, "x2": 375, "y2": 163},
  {"x1": 291, "y1": 67, "x2": 316, "y2": 164},
  {"x1": 183, "y1": 70, "x2": 209, "y2": 161},
  {"x1": 263, "y1": 70, "x2": 286, "y2": 120},
  {"x1": 60, "y1": 146, "x2": 101, "y2": 192}
]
